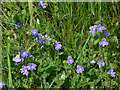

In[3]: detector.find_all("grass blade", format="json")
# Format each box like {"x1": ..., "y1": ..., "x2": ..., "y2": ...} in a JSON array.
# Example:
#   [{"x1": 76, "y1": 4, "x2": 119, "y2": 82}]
[
  {"x1": 7, "y1": 37, "x2": 13, "y2": 88},
  {"x1": 74, "y1": 34, "x2": 91, "y2": 67}
]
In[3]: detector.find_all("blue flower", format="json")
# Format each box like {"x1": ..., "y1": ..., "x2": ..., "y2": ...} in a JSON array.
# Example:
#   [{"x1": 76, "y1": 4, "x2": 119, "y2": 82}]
[
  {"x1": 108, "y1": 69, "x2": 116, "y2": 77},
  {"x1": 97, "y1": 60, "x2": 105, "y2": 68},
  {"x1": 103, "y1": 31, "x2": 110, "y2": 36},
  {"x1": 97, "y1": 24, "x2": 106, "y2": 32},
  {"x1": 89, "y1": 25, "x2": 97, "y2": 34},
  {"x1": 36, "y1": 33, "x2": 47, "y2": 44},
  {"x1": 38, "y1": 1, "x2": 46, "y2": 8},
  {"x1": 76, "y1": 65, "x2": 84, "y2": 73},
  {"x1": 15, "y1": 20, "x2": 22, "y2": 27},
  {"x1": 67, "y1": 56, "x2": 74, "y2": 64},
  {"x1": 38, "y1": 33, "x2": 42, "y2": 37},
  {"x1": 55, "y1": 44, "x2": 62, "y2": 50},
  {"x1": 54, "y1": 41, "x2": 60, "y2": 46},
  {"x1": 39, "y1": 36, "x2": 47, "y2": 44},
  {"x1": 31, "y1": 29, "x2": 38, "y2": 36},
  {"x1": 99, "y1": 38, "x2": 108, "y2": 47},
  {"x1": 21, "y1": 50, "x2": 28, "y2": 58},
  {"x1": 107, "y1": 32, "x2": 110, "y2": 36},
  {"x1": 29, "y1": 63, "x2": 37, "y2": 71},
  {"x1": 20, "y1": 66, "x2": 29, "y2": 76},
  {"x1": 17, "y1": 58, "x2": 24, "y2": 64},
  {"x1": 13, "y1": 55, "x2": 21, "y2": 63},
  {"x1": 54, "y1": 41, "x2": 62, "y2": 50},
  {"x1": 0, "y1": 82, "x2": 5, "y2": 88}
]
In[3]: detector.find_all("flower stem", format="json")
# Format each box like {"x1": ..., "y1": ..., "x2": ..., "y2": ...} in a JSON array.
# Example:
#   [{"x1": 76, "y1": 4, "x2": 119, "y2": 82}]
[{"x1": 57, "y1": 50, "x2": 60, "y2": 85}]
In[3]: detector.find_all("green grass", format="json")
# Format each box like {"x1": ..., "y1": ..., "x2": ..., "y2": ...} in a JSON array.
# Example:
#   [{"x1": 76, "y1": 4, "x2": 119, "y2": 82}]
[
  {"x1": 7, "y1": 37, "x2": 13, "y2": 88},
  {"x1": 1, "y1": 2, "x2": 120, "y2": 88}
]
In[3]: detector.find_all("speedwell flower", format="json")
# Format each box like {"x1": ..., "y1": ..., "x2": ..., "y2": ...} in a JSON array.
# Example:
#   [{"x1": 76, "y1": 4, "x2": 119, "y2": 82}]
[
  {"x1": 108, "y1": 69, "x2": 116, "y2": 77},
  {"x1": 38, "y1": 1, "x2": 46, "y2": 8},
  {"x1": 31, "y1": 29, "x2": 38, "y2": 36},
  {"x1": 38, "y1": 33, "x2": 42, "y2": 37},
  {"x1": 13, "y1": 55, "x2": 21, "y2": 63},
  {"x1": 97, "y1": 24, "x2": 106, "y2": 32},
  {"x1": 55, "y1": 44, "x2": 62, "y2": 50},
  {"x1": 97, "y1": 60, "x2": 105, "y2": 68},
  {"x1": 54, "y1": 41, "x2": 60, "y2": 46},
  {"x1": 67, "y1": 56, "x2": 74, "y2": 64},
  {"x1": 20, "y1": 66, "x2": 29, "y2": 76},
  {"x1": 76, "y1": 65, "x2": 84, "y2": 73},
  {"x1": 0, "y1": 82, "x2": 5, "y2": 88},
  {"x1": 89, "y1": 25, "x2": 97, "y2": 34},
  {"x1": 39, "y1": 36, "x2": 47, "y2": 44},
  {"x1": 17, "y1": 58, "x2": 24, "y2": 64},
  {"x1": 99, "y1": 38, "x2": 108, "y2": 47},
  {"x1": 54, "y1": 41, "x2": 62, "y2": 50},
  {"x1": 15, "y1": 20, "x2": 22, "y2": 27},
  {"x1": 29, "y1": 63, "x2": 37, "y2": 71},
  {"x1": 36, "y1": 33, "x2": 47, "y2": 44},
  {"x1": 21, "y1": 50, "x2": 28, "y2": 57}
]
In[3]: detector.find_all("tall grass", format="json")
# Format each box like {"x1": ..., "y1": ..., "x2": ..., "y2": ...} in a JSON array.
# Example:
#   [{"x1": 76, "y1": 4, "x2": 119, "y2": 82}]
[{"x1": 7, "y1": 37, "x2": 13, "y2": 88}]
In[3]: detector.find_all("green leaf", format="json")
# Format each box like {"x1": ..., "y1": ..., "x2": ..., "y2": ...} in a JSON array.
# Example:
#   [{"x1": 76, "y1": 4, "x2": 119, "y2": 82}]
[
  {"x1": 111, "y1": 36, "x2": 119, "y2": 48},
  {"x1": 111, "y1": 80, "x2": 118, "y2": 86},
  {"x1": 42, "y1": 72, "x2": 50, "y2": 79},
  {"x1": 37, "y1": 65, "x2": 43, "y2": 73},
  {"x1": 94, "y1": 39, "x2": 99, "y2": 45},
  {"x1": 46, "y1": 41, "x2": 50, "y2": 45},
  {"x1": 23, "y1": 85, "x2": 29, "y2": 88},
  {"x1": 103, "y1": 81, "x2": 109, "y2": 87}
]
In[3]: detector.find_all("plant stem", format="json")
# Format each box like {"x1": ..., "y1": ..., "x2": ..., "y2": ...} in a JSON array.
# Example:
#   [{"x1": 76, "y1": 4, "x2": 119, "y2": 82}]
[{"x1": 57, "y1": 50, "x2": 59, "y2": 86}]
